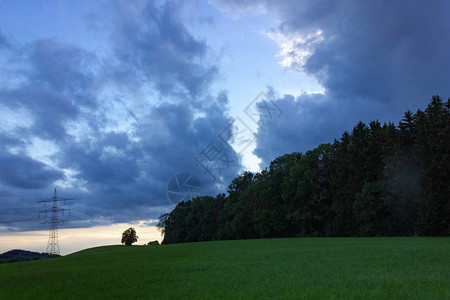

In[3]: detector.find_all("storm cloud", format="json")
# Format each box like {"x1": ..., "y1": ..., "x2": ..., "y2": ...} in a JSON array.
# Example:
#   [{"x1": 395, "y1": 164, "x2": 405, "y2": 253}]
[
  {"x1": 215, "y1": 0, "x2": 450, "y2": 167},
  {"x1": 0, "y1": 0, "x2": 448, "y2": 232},
  {"x1": 0, "y1": 0, "x2": 241, "y2": 230}
]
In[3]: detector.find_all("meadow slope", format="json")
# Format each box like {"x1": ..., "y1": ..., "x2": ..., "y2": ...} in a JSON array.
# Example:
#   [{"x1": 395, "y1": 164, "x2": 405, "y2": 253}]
[{"x1": 0, "y1": 237, "x2": 448, "y2": 299}]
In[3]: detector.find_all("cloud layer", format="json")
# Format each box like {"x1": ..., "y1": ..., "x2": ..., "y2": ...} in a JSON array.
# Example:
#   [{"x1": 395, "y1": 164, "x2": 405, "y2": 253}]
[
  {"x1": 215, "y1": 0, "x2": 450, "y2": 167},
  {"x1": 1, "y1": 0, "x2": 449, "y2": 231},
  {"x1": 0, "y1": 0, "x2": 241, "y2": 230}
]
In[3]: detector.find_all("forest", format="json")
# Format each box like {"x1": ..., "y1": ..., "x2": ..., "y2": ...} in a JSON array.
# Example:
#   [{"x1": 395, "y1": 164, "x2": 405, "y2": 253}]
[{"x1": 158, "y1": 96, "x2": 449, "y2": 243}]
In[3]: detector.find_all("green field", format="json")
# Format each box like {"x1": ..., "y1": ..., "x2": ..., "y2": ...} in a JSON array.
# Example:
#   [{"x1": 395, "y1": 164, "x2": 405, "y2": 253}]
[{"x1": 0, "y1": 237, "x2": 448, "y2": 299}]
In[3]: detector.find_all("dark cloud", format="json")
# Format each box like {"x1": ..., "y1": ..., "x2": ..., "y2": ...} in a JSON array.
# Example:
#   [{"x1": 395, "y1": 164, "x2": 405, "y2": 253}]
[
  {"x1": 0, "y1": 38, "x2": 98, "y2": 141},
  {"x1": 217, "y1": 0, "x2": 450, "y2": 167},
  {"x1": 53, "y1": 96, "x2": 240, "y2": 222},
  {"x1": 0, "y1": 29, "x2": 7, "y2": 49},
  {"x1": 0, "y1": 153, "x2": 64, "y2": 189},
  {"x1": 0, "y1": 133, "x2": 25, "y2": 152},
  {"x1": 48, "y1": 0, "x2": 241, "y2": 222},
  {"x1": 0, "y1": 0, "x2": 242, "y2": 230},
  {"x1": 59, "y1": 136, "x2": 140, "y2": 186},
  {"x1": 108, "y1": 0, "x2": 218, "y2": 100},
  {"x1": 253, "y1": 92, "x2": 388, "y2": 167}
]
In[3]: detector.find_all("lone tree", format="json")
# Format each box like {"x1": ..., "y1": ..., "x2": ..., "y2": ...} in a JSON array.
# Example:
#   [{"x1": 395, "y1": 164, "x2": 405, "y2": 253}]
[{"x1": 121, "y1": 227, "x2": 138, "y2": 246}]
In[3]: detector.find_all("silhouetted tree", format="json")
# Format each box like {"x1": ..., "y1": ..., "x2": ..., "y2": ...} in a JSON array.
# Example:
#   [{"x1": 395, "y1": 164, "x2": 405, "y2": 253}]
[{"x1": 121, "y1": 227, "x2": 138, "y2": 246}]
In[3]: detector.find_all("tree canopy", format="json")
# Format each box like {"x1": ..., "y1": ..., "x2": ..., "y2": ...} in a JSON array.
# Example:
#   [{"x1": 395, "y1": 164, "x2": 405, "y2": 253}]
[
  {"x1": 158, "y1": 96, "x2": 449, "y2": 244},
  {"x1": 121, "y1": 227, "x2": 138, "y2": 246}
]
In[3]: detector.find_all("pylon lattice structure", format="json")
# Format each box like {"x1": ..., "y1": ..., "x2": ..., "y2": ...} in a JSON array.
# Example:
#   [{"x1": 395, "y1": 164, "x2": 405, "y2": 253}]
[{"x1": 37, "y1": 189, "x2": 73, "y2": 255}]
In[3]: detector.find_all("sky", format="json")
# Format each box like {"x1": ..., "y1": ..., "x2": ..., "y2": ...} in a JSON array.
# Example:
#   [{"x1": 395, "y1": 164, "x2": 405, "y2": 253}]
[{"x1": 0, "y1": 0, "x2": 449, "y2": 254}]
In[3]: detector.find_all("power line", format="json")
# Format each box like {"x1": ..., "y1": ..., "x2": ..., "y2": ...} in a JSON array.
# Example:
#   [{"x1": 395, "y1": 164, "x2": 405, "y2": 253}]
[
  {"x1": 0, "y1": 218, "x2": 40, "y2": 224},
  {"x1": 0, "y1": 207, "x2": 40, "y2": 211},
  {"x1": 37, "y1": 188, "x2": 74, "y2": 255}
]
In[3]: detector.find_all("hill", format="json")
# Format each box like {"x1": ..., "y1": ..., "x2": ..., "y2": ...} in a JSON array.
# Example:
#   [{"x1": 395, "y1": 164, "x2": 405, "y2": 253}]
[
  {"x1": 0, "y1": 237, "x2": 448, "y2": 299},
  {"x1": 0, "y1": 249, "x2": 57, "y2": 264}
]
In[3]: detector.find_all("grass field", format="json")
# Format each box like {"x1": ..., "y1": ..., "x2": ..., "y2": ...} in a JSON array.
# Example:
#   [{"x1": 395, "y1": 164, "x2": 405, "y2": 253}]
[{"x1": 0, "y1": 237, "x2": 448, "y2": 299}]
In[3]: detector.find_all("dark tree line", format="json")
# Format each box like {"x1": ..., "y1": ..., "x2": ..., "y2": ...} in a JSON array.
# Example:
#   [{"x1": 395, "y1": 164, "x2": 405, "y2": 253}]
[{"x1": 158, "y1": 96, "x2": 449, "y2": 244}]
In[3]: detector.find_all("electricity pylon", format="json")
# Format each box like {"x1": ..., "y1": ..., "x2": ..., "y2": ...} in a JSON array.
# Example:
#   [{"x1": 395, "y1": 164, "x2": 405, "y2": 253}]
[{"x1": 37, "y1": 189, "x2": 73, "y2": 255}]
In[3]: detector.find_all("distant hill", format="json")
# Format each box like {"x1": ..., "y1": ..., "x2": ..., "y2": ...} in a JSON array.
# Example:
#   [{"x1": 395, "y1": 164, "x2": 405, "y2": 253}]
[{"x1": 0, "y1": 249, "x2": 59, "y2": 264}]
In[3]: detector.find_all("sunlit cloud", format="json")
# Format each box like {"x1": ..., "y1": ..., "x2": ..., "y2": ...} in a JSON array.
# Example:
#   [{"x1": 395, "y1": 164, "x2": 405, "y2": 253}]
[{"x1": 264, "y1": 29, "x2": 324, "y2": 72}]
